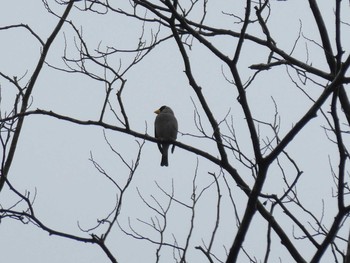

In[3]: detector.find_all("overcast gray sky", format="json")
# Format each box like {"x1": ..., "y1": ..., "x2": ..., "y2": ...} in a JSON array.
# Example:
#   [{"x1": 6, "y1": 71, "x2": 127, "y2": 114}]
[{"x1": 0, "y1": 1, "x2": 348, "y2": 262}]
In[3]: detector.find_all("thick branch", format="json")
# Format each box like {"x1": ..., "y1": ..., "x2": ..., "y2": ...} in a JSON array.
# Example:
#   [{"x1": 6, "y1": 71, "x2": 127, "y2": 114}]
[
  {"x1": 330, "y1": 91, "x2": 346, "y2": 210},
  {"x1": 167, "y1": 7, "x2": 229, "y2": 166},
  {"x1": 308, "y1": 0, "x2": 335, "y2": 70},
  {"x1": 310, "y1": 208, "x2": 350, "y2": 263}
]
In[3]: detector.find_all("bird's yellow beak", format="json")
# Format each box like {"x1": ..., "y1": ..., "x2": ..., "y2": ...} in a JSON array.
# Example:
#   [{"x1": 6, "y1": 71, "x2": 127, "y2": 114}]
[{"x1": 154, "y1": 109, "x2": 161, "y2": 114}]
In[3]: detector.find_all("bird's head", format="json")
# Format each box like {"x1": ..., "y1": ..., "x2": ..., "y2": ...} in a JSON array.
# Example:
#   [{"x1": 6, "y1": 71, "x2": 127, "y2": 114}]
[{"x1": 154, "y1": 105, "x2": 168, "y2": 115}]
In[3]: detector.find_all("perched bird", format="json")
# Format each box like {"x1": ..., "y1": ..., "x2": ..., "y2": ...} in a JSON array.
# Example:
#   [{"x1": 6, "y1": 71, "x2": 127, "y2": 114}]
[{"x1": 154, "y1": 106, "x2": 178, "y2": 167}]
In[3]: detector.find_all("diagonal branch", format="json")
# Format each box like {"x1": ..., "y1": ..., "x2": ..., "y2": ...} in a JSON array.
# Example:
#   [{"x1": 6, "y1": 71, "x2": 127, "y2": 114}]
[
  {"x1": 167, "y1": 5, "x2": 229, "y2": 167},
  {"x1": 265, "y1": 58, "x2": 350, "y2": 164},
  {"x1": 308, "y1": 0, "x2": 335, "y2": 71},
  {"x1": 0, "y1": 0, "x2": 75, "y2": 192}
]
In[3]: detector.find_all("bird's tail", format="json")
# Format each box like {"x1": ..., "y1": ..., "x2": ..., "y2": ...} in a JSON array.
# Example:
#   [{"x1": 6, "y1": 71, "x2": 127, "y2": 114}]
[
  {"x1": 161, "y1": 144, "x2": 169, "y2": 167},
  {"x1": 161, "y1": 153, "x2": 168, "y2": 167}
]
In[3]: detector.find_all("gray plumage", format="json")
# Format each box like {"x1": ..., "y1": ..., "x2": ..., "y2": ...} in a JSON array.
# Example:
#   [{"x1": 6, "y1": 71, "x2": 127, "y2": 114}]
[{"x1": 154, "y1": 106, "x2": 178, "y2": 167}]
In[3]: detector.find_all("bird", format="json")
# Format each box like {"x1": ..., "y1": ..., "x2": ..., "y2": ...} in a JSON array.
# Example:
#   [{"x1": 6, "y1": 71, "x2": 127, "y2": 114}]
[{"x1": 154, "y1": 106, "x2": 178, "y2": 167}]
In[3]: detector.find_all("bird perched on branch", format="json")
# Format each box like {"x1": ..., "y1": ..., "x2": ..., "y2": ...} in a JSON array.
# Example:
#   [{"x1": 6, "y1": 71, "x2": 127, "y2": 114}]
[{"x1": 154, "y1": 106, "x2": 178, "y2": 167}]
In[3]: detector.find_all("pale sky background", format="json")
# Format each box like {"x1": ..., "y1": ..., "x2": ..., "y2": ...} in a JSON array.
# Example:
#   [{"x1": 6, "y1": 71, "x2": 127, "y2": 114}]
[{"x1": 0, "y1": 1, "x2": 348, "y2": 262}]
